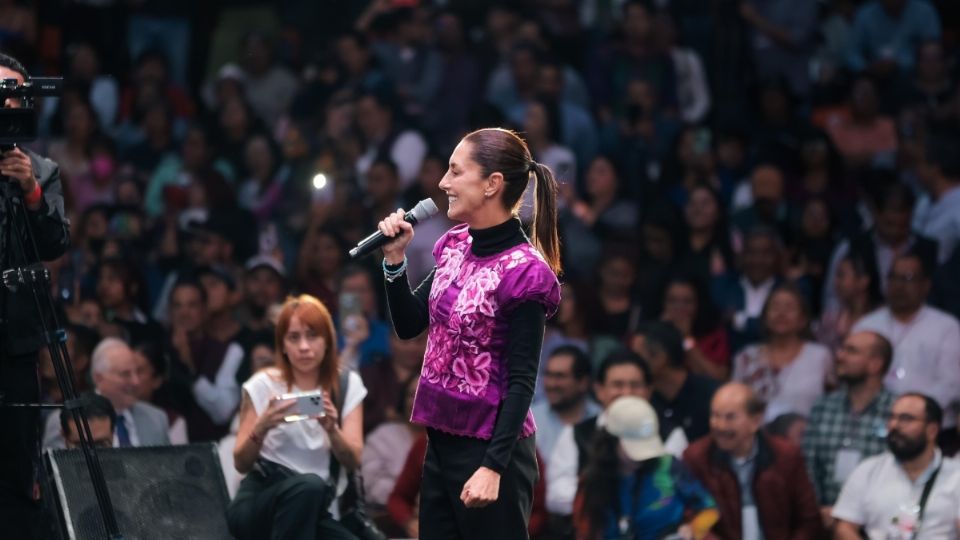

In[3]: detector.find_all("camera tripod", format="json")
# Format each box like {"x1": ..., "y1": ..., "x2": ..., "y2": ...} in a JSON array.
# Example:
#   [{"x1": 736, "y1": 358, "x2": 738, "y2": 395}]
[{"x1": 0, "y1": 175, "x2": 123, "y2": 539}]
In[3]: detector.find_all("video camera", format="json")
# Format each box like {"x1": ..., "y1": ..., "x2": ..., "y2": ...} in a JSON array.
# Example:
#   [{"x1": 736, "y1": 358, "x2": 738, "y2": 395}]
[{"x1": 0, "y1": 77, "x2": 62, "y2": 147}]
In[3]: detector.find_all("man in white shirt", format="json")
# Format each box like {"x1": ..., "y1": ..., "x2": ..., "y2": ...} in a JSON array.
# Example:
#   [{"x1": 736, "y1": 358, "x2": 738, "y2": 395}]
[
  {"x1": 914, "y1": 130, "x2": 960, "y2": 264},
  {"x1": 43, "y1": 338, "x2": 170, "y2": 449},
  {"x1": 833, "y1": 393, "x2": 960, "y2": 540},
  {"x1": 852, "y1": 253, "x2": 960, "y2": 437}
]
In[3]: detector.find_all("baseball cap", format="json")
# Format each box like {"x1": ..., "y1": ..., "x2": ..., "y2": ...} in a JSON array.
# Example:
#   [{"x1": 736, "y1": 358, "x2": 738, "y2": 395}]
[
  {"x1": 245, "y1": 254, "x2": 287, "y2": 279},
  {"x1": 599, "y1": 396, "x2": 665, "y2": 462},
  {"x1": 195, "y1": 264, "x2": 237, "y2": 290}
]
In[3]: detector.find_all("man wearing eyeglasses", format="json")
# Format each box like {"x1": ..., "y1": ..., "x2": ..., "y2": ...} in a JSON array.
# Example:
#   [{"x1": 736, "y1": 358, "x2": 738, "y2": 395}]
[
  {"x1": 852, "y1": 252, "x2": 960, "y2": 450},
  {"x1": 832, "y1": 393, "x2": 960, "y2": 540},
  {"x1": 802, "y1": 331, "x2": 896, "y2": 532}
]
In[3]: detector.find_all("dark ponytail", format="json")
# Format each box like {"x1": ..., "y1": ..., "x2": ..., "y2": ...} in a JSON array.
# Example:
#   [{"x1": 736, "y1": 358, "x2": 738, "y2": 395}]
[
  {"x1": 463, "y1": 128, "x2": 562, "y2": 275},
  {"x1": 531, "y1": 162, "x2": 561, "y2": 274}
]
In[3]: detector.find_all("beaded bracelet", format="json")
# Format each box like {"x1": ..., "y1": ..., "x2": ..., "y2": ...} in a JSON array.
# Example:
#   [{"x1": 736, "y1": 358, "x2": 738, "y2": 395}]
[{"x1": 382, "y1": 257, "x2": 407, "y2": 282}]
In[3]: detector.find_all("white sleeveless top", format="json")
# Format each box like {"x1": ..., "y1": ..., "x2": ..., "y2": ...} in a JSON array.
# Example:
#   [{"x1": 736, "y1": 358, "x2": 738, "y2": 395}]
[{"x1": 242, "y1": 368, "x2": 367, "y2": 506}]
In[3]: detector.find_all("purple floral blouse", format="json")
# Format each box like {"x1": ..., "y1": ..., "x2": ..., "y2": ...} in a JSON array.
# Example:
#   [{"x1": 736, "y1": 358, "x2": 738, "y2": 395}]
[{"x1": 411, "y1": 224, "x2": 561, "y2": 439}]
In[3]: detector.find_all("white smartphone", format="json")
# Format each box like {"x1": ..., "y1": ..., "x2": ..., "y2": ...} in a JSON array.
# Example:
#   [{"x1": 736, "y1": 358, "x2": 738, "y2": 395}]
[{"x1": 273, "y1": 389, "x2": 325, "y2": 422}]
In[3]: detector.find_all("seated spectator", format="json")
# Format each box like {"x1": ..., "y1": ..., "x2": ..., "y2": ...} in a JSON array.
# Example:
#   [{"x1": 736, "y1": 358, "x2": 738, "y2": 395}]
[
  {"x1": 546, "y1": 349, "x2": 652, "y2": 536},
  {"x1": 532, "y1": 346, "x2": 601, "y2": 469},
  {"x1": 683, "y1": 383, "x2": 823, "y2": 539},
  {"x1": 659, "y1": 276, "x2": 730, "y2": 381},
  {"x1": 679, "y1": 184, "x2": 735, "y2": 281},
  {"x1": 631, "y1": 321, "x2": 719, "y2": 449},
  {"x1": 585, "y1": 250, "x2": 642, "y2": 341},
  {"x1": 803, "y1": 331, "x2": 895, "y2": 530},
  {"x1": 567, "y1": 155, "x2": 638, "y2": 243},
  {"x1": 354, "y1": 90, "x2": 427, "y2": 189},
  {"x1": 96, "y1": 257, "x2": 165, "y2": 345},
  {"x1": 846, "y1": 0, "x2": 941, "y2": 76},
  {"x1": 732, "y1": 284, "x2": 832, "y2": 421},
  {"x1": 131, "y1": 340, "x2": 188, "y2": 444},
  {"x1": 360, "y1": 330, "x2": 425, "y2": 435},
  {"x1": 536, "y1": 282, "x2": 590, "y2": 403},
  {"x1": 236, "y1": 32, "x2": 299, "y2": 130},
  {"x1": 240, "y1": 255, "x2": 288, "y2": 335},
  {"x1": 44, "y1": 338, "x2": 171, "y2": 448},
  {"x1": 336, "y1": 265, "x2": 391, "y2": 370},
  {"x1": 294, "y1": 226, "x2": 347, "y2": 311},
  {"x1": 164, "y1": 278, "x2": 243, "y2": 442},
  {"x1": 506, "y1": 58, "x2": 598, "y2": 169},
  {"x1": 914, "y1": 129, "x2": 960, "y2": 264},
  {"x1": 574, "y1": 396, "x2": 719, "y2": 540},
  {"x1": 832, "y1": 393, "x2": 960, "y2": 539},
  {"x1": 361, "y1": 375, "x2": 421, "y2": 508},
  {"x1": 823, "y1": 181, "x2": 938, "y2": 309},
  {"x1": 825, "y1": 77, "x2": 898, "y2": 168},
  {"x1": 766, "y1": 412, "x2": 808, "y2": 447},
  {"x1": 227, "y1": 295, "x2": 366, "y2": 539},
  {"x1": 730, "y1": 164, "x2": 794, "y2": 244},
  {"x1": 61, "y1": 393, "x2": 116, "y2": 449},
  {"x1": 816, "y1": 251, "x2": 883, "y2": 352},
  {"x1": 712, "y1": 227, "x2": 783, "y2": 352},
  {"x1": 853, "y1": 252, "x2": 960, "y2": 447}
]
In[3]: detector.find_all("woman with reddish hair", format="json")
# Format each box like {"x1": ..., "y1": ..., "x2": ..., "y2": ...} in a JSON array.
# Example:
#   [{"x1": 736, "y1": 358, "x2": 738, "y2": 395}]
[{"x1": 227, "y1": 294, "x2": 366, "y2": 540}]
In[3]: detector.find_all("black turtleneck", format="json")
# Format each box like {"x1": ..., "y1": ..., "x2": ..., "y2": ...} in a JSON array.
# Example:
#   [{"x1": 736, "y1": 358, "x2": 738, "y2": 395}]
[{"x1": 384, "y1": 218, "x2": 547, "y2": 472}]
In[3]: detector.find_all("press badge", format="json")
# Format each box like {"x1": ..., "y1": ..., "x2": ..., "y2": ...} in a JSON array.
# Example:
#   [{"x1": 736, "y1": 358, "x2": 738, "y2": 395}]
[{"x1": 833, "y1": 449, "x2": 862, "y2": 483}]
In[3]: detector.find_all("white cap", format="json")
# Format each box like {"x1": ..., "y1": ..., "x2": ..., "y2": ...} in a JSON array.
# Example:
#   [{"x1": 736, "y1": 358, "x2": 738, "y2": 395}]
[{"x1": 599, "y1": 396, "x2": 666, "y2": 462}]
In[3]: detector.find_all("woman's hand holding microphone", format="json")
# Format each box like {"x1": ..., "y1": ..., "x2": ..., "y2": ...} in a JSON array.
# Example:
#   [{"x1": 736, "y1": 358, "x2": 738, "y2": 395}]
[{"x1": 377, "y1": 208, "x2": 415, "y2": 264}]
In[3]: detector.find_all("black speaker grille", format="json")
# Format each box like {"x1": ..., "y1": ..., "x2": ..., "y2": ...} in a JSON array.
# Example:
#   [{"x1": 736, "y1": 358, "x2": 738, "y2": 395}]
[{"x1": 47, "y1": 444, "x2": 232, "y2": 540}]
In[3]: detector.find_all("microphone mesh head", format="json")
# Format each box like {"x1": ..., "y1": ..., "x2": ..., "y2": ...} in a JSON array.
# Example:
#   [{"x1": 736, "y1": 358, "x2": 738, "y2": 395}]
[{"x1": 410, "y1": 198, "x2": 439, "y2": 222}]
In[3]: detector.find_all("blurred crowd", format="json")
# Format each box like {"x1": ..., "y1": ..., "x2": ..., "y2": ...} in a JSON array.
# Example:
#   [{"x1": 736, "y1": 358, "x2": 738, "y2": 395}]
[{"x1": 8, "y1": 0, "x2": 960, "y2": 537}]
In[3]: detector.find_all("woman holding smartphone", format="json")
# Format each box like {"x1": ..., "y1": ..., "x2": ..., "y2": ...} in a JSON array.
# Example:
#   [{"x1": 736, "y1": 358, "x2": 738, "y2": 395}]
[{"x1": 227, "y1": 294, "x2": 367, "y2": 540}]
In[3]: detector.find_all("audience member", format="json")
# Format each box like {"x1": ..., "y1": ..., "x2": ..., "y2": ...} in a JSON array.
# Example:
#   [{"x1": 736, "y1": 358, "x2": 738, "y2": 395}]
[
  {"x1": 853, "y1": 252, "x2": 960, "y2": 442},
  {"x1": 44, "y1": 338, "x2": 170, "y2": 448},
  {"x1": 131, "y1": 340, "x2": 189, "y2": 444},
  {"x1": 765, "y1": 412, "x2": 808, "y2": 447},
  {"x1": 60, "y1": 392, "x2": 116, "y2": 449},
  {"x1": 227, "y1": 295, "x2": 366, "y2": 539},
  {"x1": 712, "y1": 227, "x2": 783, "y2": 351},
  {"x1": 816, "y1": 251, "x2": 883, "y2": 352},
  {"x1": 846, "y1": 0, "x2": 942, "y2": 75},
  {"x1": 631, "y1": 321, "x2": 719, "y2": 449},
  {"x1": 732, "y1": 284, "x2": 832, "y2": 421},
  {"x1": 832, "y1": 393, "x2": 960, "y2": 539},
  {"x1": 683, "y1": 383, "x2": 823, "y2": 539},
  {"x1": 803, "y1": 331, "x2": 895, "y2": 530},
  {"x1": 659, "y1": 276, "x2": 730, "y2": 380},
  {"x1": 361, "y1": 374, "x2": 421, "y2": 507},
  {"x1": 165, "y1": 278, "x2": 243, "y2": 442},
  {"x1": 532, "y1": 345, "x2": 601, "y2": 468},
  {"x1": 915, "y1": 129, "x2": 960, "y2": 264},
  {"x1": 360, "y1": 330, "x2": 425, "y2": 435},
  {"x1": 545, "y1": 349, "x2": 651, "y2": 537},
  {"x1": 574, "y1": 396, "x2": 719, "y2": 540},
  {"x1": 824, "y1": 181, "x2": 937, "y2": 309}
]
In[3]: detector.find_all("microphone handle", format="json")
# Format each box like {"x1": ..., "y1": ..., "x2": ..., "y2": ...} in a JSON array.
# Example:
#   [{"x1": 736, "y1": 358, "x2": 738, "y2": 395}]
[{"x1": 348, "y1": 212, "x2": 419, "y2": 259}]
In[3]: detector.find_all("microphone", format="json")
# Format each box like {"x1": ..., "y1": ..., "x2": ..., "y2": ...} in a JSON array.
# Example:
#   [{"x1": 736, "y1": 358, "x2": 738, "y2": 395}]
[{"x1": 349, "y1": 198, "x2": 439, "y2": 259}]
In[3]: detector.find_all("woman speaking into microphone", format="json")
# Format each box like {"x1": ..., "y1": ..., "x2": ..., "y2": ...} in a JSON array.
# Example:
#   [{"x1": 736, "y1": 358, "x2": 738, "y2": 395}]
[{"x1": 378, "y1": 128, "x2": 561, "y2": 539}]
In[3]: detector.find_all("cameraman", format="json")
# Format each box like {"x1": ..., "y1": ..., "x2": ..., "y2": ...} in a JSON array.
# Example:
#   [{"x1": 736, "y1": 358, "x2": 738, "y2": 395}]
[{"x1": 0, "y1": 52, "x2": 70, "y2": 539}]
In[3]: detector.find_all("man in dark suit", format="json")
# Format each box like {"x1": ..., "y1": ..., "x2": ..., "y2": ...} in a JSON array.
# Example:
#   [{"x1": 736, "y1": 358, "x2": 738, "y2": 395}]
[{"x1": 0, "y1": 52, "x2": 70, "y2": 539}]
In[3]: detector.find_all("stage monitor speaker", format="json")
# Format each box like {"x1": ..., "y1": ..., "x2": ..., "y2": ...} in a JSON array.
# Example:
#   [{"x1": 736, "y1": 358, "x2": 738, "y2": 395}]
[{"x1": 44, "y1": 443, "x2": 232, "y2": 540}]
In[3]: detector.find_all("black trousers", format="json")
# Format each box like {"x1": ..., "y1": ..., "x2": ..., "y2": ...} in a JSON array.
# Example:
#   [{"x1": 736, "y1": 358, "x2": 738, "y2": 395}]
[
  {"x1": 420, "y1": 428, "x2": 538, "y2": 540},
  {"x1": 0, "y1": 353, "x2": 41, "y2": 540},
  {"x1": 226, "y1": 472, "x2": 358, "y2": 540}
]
